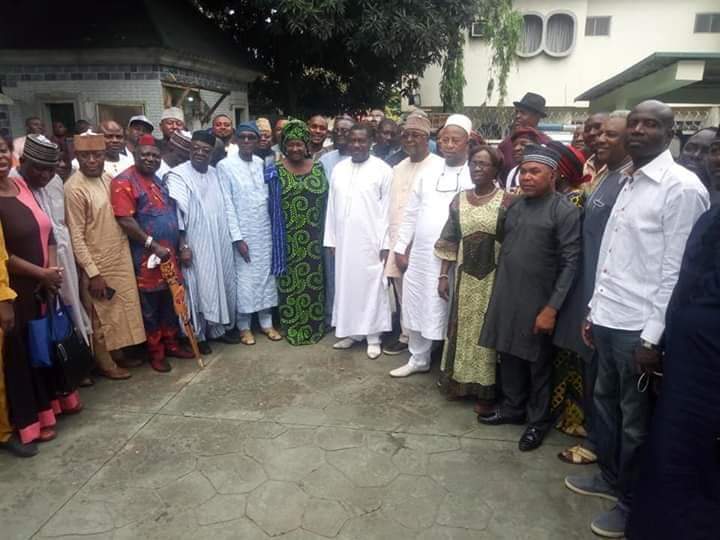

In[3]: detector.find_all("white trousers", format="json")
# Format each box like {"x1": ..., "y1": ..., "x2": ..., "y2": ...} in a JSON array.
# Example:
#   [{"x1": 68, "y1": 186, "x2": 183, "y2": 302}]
[{"x1": 408, "y1": 330, "x2": 433, "y2": 369}]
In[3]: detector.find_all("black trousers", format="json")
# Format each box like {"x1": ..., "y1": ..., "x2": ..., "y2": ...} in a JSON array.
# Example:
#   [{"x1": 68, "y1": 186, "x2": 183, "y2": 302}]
[
  {"x1": 583, "y1": 351, "x2": 599, "y2": 451},
  {"x1": 498, "y1": 344, "x2": 554, "y2": 430}
]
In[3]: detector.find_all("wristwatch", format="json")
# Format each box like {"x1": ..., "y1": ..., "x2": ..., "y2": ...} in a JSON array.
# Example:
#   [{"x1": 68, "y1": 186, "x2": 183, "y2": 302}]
[{"x1": 640, "y1": 339, "x2": 657, "y2": 350}]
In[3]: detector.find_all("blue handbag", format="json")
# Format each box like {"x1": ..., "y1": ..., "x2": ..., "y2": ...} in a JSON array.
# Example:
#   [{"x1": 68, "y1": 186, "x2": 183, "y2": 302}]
[
  {"x1": 27, "y1": 297, "x2": 74, "y2": 369},
  {"x1": 27, "y1": 312, "x2": 52, "y2": 368}
]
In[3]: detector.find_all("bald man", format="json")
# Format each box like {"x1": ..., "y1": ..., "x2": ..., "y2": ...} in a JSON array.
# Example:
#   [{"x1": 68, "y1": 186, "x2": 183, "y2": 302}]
[
  {"x1": 99, "y1": 121, "x2": 135, "y2": 178},
  {"x1": 566, "y1": 100, "x2": 709, "y2": 538}
]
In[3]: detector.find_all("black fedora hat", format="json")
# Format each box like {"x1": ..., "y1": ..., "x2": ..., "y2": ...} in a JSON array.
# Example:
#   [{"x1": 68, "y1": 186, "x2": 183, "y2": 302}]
[{"x1": 513, "y1": 92, "x2": 547, "y2": 118}]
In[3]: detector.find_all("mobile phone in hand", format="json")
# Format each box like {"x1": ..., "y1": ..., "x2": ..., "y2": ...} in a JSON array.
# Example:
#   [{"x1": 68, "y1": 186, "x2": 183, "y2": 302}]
[{"x1": 105, "y1": 287, "x2": 116, "y2": 300}]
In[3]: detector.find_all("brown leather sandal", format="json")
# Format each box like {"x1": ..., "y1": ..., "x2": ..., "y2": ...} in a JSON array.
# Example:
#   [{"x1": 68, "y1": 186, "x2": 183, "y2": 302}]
[
  {"x1": 261, "y1": 327, "x2": 283, "y2": 341},
  {"x1": 558, "y1": 445, "x2": 597, "y2": 465},
  {"x1": 240, "y1": 329, "x2": 256, "y2": 346}
]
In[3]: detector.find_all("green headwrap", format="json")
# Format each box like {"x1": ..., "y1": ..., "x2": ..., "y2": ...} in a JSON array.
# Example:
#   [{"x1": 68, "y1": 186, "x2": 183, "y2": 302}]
[{"x1": 281, "y1": 119, "x2": 311, "y2": 155}]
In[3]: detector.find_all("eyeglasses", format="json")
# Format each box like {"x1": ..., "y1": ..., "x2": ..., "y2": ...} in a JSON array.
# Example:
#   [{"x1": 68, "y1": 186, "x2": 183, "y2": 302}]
[
  {"x1": 470, "y1": 161, "x2": 495, "y2": 170},
  {"x1": 237, "y1": 134, "x2": 258, "y2": 142}
]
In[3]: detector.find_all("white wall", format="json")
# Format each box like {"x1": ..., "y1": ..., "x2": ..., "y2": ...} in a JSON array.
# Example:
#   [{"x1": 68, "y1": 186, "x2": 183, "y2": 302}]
[
  {"x1": 5, "y1": 80, "x2": 165, "y2": 136},
  {"x1": 418, "y1": 0, "x2": 720, "y2": 109},
  {"x1": 6, "y1": 80, "x2": 250, "y2": 137}
]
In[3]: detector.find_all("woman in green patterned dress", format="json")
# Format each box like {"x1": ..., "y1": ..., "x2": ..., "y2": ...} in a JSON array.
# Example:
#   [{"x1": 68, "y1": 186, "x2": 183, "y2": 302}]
[
  {"x1": 265, "y1": 120, "x2": 329, "y2": 345},
  {"x1": 435, "y1": 145, "x2": 514, "y2": 415}
]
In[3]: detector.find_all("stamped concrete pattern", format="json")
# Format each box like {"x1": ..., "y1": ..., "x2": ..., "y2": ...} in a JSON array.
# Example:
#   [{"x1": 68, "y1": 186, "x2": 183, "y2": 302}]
[{"x1": 1, "y1": 337, "x2": 607, "y2": 539}]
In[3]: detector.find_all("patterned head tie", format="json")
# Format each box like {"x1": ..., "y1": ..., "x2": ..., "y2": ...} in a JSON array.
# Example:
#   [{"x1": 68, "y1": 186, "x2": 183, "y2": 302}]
[
  {"x1": 281, "y1": 119, "x2": 311, "y2": 155},
  {"x1": 169, "y1": 130, "x2": 192, "y2": 154},
  {"x1": 547, "y1": 140, "x2": 587, "y2": 186}
]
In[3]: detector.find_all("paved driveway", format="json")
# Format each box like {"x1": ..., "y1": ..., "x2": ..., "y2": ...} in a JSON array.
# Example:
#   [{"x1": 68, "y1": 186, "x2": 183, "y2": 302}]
[{"x1": 1, "y1": 336, "x2": 606, "y2": 539}]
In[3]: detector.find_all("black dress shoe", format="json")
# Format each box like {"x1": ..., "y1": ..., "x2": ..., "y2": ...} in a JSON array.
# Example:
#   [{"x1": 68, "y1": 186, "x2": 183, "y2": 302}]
[
  {"x1": 0, "y1": 435, "x2": 38, "y2": 458},
  {"x1": 518, "y1": 426, "x2": 545, "y2": 452},
  {"x1": 150, "y1": 357, "x2": 172, "y2": 373},
  {"x1": 383, "y1": 340, "x2": 408, "y2": 355},
  {"x1": 219, "y1": 328, "x2": 242, "y2": 344},
  {"x1": 477, "y1": 410, "x2": 526, "y2": 426},
  {"x1": 198, "y1": 341, "x2": 212, "y2": 355}
]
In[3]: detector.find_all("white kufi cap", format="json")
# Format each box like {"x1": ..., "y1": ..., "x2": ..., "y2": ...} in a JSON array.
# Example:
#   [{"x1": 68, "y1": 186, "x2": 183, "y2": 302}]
[{"x1": 443, "y1": 114, "x2": 472, "y2": 135}]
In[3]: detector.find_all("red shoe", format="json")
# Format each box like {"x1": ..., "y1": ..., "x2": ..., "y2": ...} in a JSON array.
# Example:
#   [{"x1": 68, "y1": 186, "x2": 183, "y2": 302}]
[
  {"x1": 38, "y1": 428, "x2": 57, "y2": 443},
  {"x1": 63, "y1": 403, "x2": 84, "y2": 415},
  {"x1": 165, "y1": 346, "x2": 195, "y2": 359}
]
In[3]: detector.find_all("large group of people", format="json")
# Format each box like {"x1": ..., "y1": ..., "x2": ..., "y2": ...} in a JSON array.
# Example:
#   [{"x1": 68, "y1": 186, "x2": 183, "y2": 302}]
[{"x1": 0, "y1": 91, "x2": 718, "y2": 539}]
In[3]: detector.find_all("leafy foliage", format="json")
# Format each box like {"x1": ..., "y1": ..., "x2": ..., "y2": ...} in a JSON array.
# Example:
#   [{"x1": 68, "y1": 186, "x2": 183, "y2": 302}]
[
  {"x1": 192, "y1": 0, "x2": 520, "y2": 115},
  {"x1": 483, "y1": 3, "x2": 523, "y2": 104},
  {"x1": 440, "y1": 27, "x2": 466, "y2": 113}
]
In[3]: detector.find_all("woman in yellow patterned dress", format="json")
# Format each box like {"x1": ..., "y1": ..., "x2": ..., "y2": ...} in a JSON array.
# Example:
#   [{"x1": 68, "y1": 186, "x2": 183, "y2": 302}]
[{"x1": 435, "y1": 145, "x2": 514, "y2": 416}]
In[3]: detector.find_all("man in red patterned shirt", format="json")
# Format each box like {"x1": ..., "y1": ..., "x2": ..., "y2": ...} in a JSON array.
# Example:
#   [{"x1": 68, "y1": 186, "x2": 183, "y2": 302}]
[{"x1": 111, "y1": 135, "x2": 194, "y2": 372}]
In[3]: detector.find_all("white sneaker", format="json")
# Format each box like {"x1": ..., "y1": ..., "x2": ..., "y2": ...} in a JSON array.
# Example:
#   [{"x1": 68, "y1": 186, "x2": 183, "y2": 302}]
[
  {"x1": 389, "y1": 362, "x2": 430, "y2": 378},
  {"x1": 333, "y1": 338, "x2": 356, "y2": 350},
  {"x1": 366, "y1": 344, "x2": 382, "y2": 359}
]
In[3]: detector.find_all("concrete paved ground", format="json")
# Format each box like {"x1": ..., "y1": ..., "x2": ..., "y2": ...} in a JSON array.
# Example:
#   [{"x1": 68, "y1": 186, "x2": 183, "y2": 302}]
[{"x1": 1, "y1": 336, "x2": 608, "y2": 539}]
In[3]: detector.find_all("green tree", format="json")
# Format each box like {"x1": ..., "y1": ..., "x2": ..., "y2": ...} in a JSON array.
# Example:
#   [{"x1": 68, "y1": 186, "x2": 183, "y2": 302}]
[
  {"x1": 193, "y1": 0, "x2": 520, "y2": 115},
  {"x1": 440, "y1": 26, "x2": 466, "y2": 113}
]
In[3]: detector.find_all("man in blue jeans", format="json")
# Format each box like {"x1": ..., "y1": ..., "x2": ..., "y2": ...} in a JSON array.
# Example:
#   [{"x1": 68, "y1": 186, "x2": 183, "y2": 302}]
[{"x1": 564, "y1": 100, "x2": 709, "y2": 538}]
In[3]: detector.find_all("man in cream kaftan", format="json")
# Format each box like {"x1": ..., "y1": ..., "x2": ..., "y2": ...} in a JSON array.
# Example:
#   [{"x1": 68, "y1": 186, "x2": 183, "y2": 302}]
[
  {"x1": 390, "y1": 114, "x2": 475, "y2": 377},
  {"x1": 383, "y1": 114, "x2": 443, "y2": 354},
  {"x1": 324, "y1": 125, "x2": 392, "y2": 359},
  {"x1": 65, "y1": 133, "x2": 146, "y2": 379}
]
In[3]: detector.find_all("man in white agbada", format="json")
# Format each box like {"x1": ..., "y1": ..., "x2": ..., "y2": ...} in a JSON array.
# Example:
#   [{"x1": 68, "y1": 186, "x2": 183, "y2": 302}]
[
  {"x1": 166, "y1": 130, "x2": 238, "y2": 354},
  {"x1": 383, "y1": 113, "x2": 444, "y2": 355},
  {"x1": 16, "y1": 135, "x2": 93, "y2": 345},
  {"x1": 389, "y1": 114, "x2": 474, "y2": 377},
  {"x1": 218, "y1": 122, "x2": 281, "y2": 345},
  {"x1": 324, "y1": 124, "x2": 393, "y2": 359}
]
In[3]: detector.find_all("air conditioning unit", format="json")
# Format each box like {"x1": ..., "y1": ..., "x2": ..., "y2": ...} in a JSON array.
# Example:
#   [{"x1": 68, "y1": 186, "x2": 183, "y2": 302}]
[{"x1": 470, "y1": 21, "x2": 485, "y2": 38}]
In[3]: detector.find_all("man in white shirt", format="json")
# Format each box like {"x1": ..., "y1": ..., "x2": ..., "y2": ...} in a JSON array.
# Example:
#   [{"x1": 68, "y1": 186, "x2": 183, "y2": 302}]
[
  {"x1": 565, "y1": 100, "x2": 710, "y2": 539},
  {"x1": 324, "y1": 124, "x2": 393, "y2": 359},
  {"x1": 389, "y1": 114, "x2": 473, "y2": 377}
]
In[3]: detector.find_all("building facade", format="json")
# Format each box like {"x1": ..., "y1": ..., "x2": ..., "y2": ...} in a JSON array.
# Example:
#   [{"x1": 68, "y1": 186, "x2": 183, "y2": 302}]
[
  {"x1": 416, "y1": 0, "x2": 720, "y2": 136},
  {"x1": 0, "y1": 0, "x2": 258, "y2": 139}
]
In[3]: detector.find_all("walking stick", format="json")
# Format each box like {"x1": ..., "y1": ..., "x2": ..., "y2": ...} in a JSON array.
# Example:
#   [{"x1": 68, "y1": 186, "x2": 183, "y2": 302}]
[{"x1": 159, "y1": 258, "x2": 204, "y2": 368}]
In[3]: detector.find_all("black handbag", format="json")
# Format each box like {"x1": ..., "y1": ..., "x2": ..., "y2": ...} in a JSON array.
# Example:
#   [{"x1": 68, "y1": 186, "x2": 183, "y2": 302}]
[{"x1": 48, "y1": 297, "x2": 93, "y2": 393}]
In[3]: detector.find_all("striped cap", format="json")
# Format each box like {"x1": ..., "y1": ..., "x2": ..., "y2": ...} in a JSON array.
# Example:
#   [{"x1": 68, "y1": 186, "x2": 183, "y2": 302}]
[
  {"x1": 521, "y1": 144, "x2": 560, "y2": 170},
  {"x1": 22, "y1": 134, "x2": 59, "y2": 166},
  {"x1": 169, "y1": 130, "x2": 192, "y2": 153}
]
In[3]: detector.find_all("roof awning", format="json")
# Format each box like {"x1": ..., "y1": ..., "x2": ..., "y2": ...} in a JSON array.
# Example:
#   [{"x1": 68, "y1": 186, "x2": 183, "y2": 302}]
[{"x1": 576, "y1": 52, "x2": 720, "y2": 111}]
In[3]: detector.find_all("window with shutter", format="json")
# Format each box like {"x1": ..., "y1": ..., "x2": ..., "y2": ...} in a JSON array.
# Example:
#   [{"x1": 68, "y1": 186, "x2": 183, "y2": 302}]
[
  {"x1": 694, "y1": 13, "x2": 720, "y2": 33},
  {"x1": 585, "y1": 16, "x2": 611, "y2": 36},
  {"x1": 518, "y1": 13, "x2": 543, "y2": 57},
  {"x1": 546, "y1": 12, "x2": 576, "y2": 56}
]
